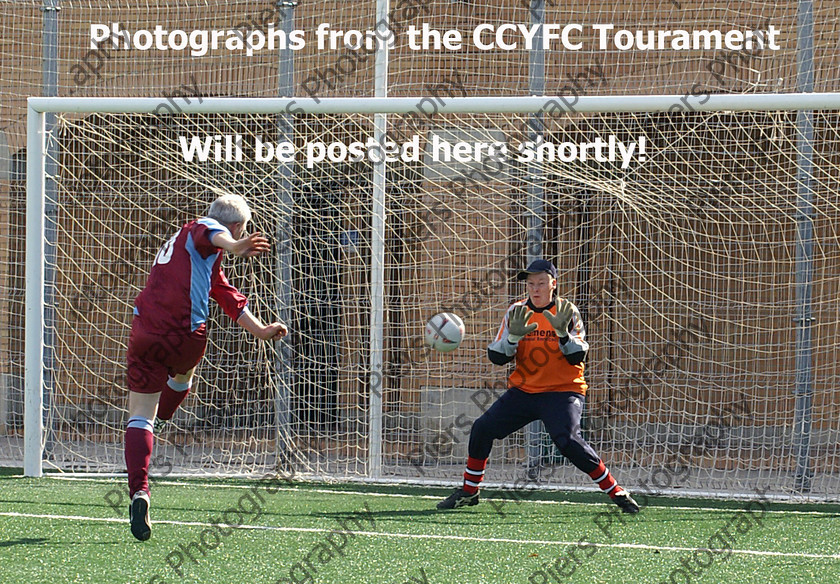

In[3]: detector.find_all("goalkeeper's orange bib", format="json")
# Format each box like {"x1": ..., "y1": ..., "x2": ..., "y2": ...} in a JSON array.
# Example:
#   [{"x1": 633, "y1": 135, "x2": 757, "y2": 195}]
[{"x1": 500, "y1": 301, "x2": 588, "y2": 395}]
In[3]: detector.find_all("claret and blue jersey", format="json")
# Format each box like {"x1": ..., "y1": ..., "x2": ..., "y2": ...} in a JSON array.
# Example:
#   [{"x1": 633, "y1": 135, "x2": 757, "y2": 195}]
[{"x1": 133, "y1": 218, "x2": 248, "y2": 334}]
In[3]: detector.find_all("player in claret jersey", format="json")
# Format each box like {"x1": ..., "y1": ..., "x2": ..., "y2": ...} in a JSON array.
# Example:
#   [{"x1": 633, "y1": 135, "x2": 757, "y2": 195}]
[
  {"x1": 124, "y1": 194, "x2": 288, "y2": 541},
  {"x1": 437, "y1": 259, "x2": 639, "y2": 514}
]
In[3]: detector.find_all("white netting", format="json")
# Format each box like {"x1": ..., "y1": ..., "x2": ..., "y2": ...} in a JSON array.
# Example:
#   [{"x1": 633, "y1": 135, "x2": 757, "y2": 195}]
[
  {"x1": 24, "y1": 106, "x2": 840, "y2": 500},
  {"x1": 4, "y1": 0, "x2": 840, "y2": 501}
]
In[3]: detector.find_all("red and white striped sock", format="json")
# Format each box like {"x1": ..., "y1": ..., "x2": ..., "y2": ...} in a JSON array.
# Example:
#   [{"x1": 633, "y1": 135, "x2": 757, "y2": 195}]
[
  {"x1": 462, "y1": 456, "x2": 487, "y2": 495},
  {"x1": 588, "y1": 461, "x2": 621, "y2": 498}
]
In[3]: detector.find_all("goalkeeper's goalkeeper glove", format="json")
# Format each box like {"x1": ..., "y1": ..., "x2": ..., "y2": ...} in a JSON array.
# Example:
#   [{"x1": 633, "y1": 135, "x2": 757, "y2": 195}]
[
  {"x1": 507, "y1": 305, "x2": 537, "y2": 343},
  {"x1": 544, "y1": 298, "x2": 574, "y2": 343}
]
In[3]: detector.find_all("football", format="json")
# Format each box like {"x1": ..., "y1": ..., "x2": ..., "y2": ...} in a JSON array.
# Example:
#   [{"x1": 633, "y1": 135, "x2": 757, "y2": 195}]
[{"x1": 424, "y1": 312, "x2": 465, "y2": 353}]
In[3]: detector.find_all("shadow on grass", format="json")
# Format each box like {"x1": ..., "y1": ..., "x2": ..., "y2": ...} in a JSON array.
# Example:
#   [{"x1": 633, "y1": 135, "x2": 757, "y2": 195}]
[
  {"x1": 316, "y1": 508, "x2": 441, "y2": 520},
  {"x1": 0, "y1": 537, "x2": 48, "y2": 547},
  {"x1": 312, "y1": 507, "x2": 564, "y2": 529}
]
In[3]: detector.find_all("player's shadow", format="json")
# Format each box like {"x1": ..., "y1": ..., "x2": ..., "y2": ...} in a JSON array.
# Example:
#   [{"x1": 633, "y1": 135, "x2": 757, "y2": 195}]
[
  {"x1": 0, "y1": 537, "x2": 48, "y2": 547},
  {"x1": 317, "y1": 509, "x2": 441, "y2": 520},
  {"x1": 0, "y1": 497, "x2": 123, "y2": 513}
]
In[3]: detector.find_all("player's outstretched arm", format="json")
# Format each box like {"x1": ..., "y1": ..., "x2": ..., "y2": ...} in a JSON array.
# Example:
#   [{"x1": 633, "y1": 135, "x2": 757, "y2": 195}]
[
  {"x1": 487, "y1": 304, "x2": 533, "y2": 365},
  {"x1": 236, "y1": 308, "x2": 289, "y2": 341},
  {"x1": 211, "y1": 230, "x2": 271, "y2": 258}
]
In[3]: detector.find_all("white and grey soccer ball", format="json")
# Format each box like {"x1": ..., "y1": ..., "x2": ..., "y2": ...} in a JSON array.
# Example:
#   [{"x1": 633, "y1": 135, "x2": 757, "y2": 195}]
[{"x1": 424, "y1": 312, "x2": 465, "y2": 353}]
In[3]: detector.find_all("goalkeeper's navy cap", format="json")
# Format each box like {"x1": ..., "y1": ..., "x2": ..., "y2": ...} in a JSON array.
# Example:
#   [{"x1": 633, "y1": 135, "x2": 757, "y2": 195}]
[{"x1": 517, "y1": 259, "x2": 557, "y2": 281}]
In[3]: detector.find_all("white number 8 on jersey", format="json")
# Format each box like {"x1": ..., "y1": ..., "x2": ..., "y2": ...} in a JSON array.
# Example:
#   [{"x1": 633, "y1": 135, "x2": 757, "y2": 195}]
[{"x1": 153, "y1": 233, "x2": 178, "y2": 266}]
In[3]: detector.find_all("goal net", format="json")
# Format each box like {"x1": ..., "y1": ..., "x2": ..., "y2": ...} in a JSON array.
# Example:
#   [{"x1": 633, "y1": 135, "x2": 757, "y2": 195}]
[{"x1": 24, "y1": 95, "x2": 840, "y2": 501}]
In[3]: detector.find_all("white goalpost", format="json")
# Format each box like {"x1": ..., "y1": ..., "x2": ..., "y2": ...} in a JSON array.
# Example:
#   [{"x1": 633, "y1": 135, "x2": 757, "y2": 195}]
[{"x1": 25, "y1": 94, "x2": 840, "y2": 501}]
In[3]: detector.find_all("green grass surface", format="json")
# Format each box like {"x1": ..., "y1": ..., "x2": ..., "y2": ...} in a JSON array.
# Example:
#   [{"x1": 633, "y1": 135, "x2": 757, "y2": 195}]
[{"x1": 1, "y1": 473, "x2": 839, "y2": 584}]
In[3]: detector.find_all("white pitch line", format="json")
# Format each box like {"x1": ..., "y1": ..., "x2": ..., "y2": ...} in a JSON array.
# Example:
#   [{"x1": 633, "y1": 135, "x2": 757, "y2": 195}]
[
  {"x1": 44, "y1": 475, "x2": 840, "y2": 517},
  {"x1": 2, "y1": 511, "x2": 839, "y2": 561}
]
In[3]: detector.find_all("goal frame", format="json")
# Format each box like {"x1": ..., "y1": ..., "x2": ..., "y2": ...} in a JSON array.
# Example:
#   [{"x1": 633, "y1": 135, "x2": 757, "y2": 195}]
[{"x1": 24, "y1": 93, "x2": 839, "y2": 489}]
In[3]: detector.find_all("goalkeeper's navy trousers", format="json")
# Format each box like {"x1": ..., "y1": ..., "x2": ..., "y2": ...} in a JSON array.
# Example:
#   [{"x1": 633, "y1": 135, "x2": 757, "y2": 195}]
[{"x1": 467, "y1": 387, "x2": 601, "y2": 474}]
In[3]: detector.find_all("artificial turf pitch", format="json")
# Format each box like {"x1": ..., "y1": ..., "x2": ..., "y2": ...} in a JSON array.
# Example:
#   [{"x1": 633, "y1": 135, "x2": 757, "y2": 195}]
[{"x1": 1, "y1": 472, "x2": 839, "y2": 583}]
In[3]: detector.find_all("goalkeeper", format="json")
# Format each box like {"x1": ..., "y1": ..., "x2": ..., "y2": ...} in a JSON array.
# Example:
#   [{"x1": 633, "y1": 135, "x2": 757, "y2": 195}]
[
  {"x1": 437, "y1": 259, "x2": 639, "y2": 514},
  {"x1": 124, "y1": 194, "x2": 288, "y2": 541}
]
